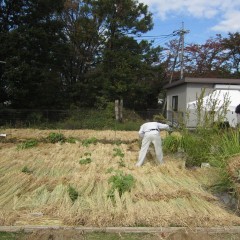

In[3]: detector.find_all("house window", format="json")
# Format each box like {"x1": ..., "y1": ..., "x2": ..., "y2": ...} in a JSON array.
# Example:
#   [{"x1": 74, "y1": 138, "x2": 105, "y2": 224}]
[{"x1": 172, "y1": 96, "x2": 178, "y2": 111}]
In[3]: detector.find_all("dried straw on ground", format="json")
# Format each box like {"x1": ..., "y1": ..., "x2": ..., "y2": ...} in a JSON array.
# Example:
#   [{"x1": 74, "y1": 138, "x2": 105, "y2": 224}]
[{"x1": 0, "y1": 129, "x2": 240, "y2": 227}]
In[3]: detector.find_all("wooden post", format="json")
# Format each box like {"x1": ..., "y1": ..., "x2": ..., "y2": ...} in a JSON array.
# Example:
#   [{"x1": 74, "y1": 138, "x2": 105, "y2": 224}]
[
  {"x1": 119, "y1": 99, "x2": 123, "y2": 122},
  {"x1": 115, "y1": 99, "x2": 123, "y2": 122},
  {"x1": 115, "y1": 100, "x2": 119, "y2": 121}
]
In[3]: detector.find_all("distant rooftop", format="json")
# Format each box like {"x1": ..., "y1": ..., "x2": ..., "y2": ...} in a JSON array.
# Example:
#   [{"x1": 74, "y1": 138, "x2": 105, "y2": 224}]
[{"x1": 164, "y1": 77, "x2": 240, "y2": 89}]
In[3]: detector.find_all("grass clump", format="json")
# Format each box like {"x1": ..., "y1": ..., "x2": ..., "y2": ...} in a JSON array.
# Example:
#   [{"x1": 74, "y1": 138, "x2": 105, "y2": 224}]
[
  {"x1": 180, "y1": 130, "x2": 213, "y2": 167},
  {"x1": 17, "y1": 139, "x2": 38, "y2": 150},
  {"x1": 113, "y1": 148, "x2": 126, "y2": 167},
  {"x1": 163, "y1": 134, "x2": 181, "y2": 153},
  {"x1": 68, "y1": 185, "x2": 79, "y2": 202},
  {"x1": 113, "y1": 147, "x2": 124, "y2": 158},
  {"x1": 66, "y1": 137, "x2": 78, "y2": 143},
  {"x1": 79, "y1": 157, "x2": 92, "y2": 165},
  {"x1": 79, "y1": 152, "x2": 92, "y2": 164},
  {"x1": 107, "y1": 170, "x2": 135, "y2": 199},
  {"x1": 82, "y1": 137, "x2": 98, "y2": 147},
  {"x1": 21, "y1": 166, "x2": 33, "y2": 174}
]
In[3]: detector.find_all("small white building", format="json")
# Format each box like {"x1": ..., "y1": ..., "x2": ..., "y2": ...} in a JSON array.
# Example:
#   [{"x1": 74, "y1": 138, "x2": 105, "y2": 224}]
[{"x1": 163, "y1": 77, "x2": 240, "y2": 128}]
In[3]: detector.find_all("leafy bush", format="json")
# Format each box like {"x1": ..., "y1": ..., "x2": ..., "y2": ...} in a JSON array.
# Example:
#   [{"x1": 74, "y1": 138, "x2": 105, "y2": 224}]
[
  {"x1": 108, "y1": 170, "x2": 135, "y2": 199},
  {"x1": 47, "y1": 132, "x2": 66, "y2": 143},
  {"x1": 17, "y1": 139, "x2": 38, "y2": 149}
]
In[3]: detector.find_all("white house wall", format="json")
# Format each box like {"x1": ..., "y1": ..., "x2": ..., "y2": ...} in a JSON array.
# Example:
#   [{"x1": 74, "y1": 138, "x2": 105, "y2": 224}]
[
  {"x1": 165, "y1": 78, "x2": 240, "y2": 128},
  {"x1": 167, "y1": 84, "x2": 187, "y2": 111},
  {"x1": 186, "y1": 83, "x2": 214, "y2": 128},
  {"x1": 166, "y1": 85, "x2": 186, "y2": 126},
  {"x1": 186, "y1": 83, "x2": 214, "y2": 108}
]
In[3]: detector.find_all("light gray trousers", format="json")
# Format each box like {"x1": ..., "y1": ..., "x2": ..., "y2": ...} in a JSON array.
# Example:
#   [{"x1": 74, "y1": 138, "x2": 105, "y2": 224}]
[{"x1": 136, "y1": 132, "x2": 163, "y2": 166}]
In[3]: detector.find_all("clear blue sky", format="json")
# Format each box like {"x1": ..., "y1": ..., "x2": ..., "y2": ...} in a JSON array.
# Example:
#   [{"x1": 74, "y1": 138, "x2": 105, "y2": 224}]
[{"x1": 139, "y1": 0, "x2": 240, "y2": 45}]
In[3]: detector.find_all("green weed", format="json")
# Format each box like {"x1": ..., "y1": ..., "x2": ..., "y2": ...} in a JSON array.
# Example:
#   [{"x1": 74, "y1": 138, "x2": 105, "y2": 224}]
[
  {"x1": 107, "y1": 170, "x2": 135, "y2": 199},
  {"x1": 210, "y1": 169, "x2": 235, "y2": 193},
  {"x1": 17, "y1": 139, "x2": 38, "y2": 150},
  {"x1": 113, "y1": 148, "x2": 124, "y2": 158},
  {"x1": 163, "y1": 135, "x2": 181, "y2": 153},
  {"x1": 113, "y1": 148, "x2": 126, "y2": 167},
  {"x1": 79, "y1": 157, "x2": 92, "y2": 165},
  {"x1": 218, "y1": 130, "x2": 240, "y2": 157},
  {"x1": 66, "y1": 137, "x2": 78, "y2": 143},
  {"x1": 82, "y1": 137, "x2": 98, "y2": 147},
  {"x1": 68, "y1": 185, "x2": 79, "y2": 202},
  {"x1": 21, "y1": 166, "x2": 33, "y2": 174},
  {"x1": 79, "y1": 153, "x2": 92, "y2": 164},
  {"x1": 118, "y1": 159, "x2": 126, "y2": 167},
  {"x1": 47, "y1": 132, "x2": 66, "y2": 143}
]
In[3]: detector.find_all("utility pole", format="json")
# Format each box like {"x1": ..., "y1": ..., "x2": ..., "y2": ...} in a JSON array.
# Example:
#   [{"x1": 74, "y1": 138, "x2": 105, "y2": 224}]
[
  {"x1": 179, "y1": 22, "x2": 189, "y2": 80},
  {"x1": 169, "y1": 22, "x2": 189, "y2": 83}
]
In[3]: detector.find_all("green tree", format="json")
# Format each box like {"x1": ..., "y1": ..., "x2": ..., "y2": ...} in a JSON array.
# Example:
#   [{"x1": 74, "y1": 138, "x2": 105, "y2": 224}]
[
  {"x1": 60, "y1": 0, "x2": 104, "y2": 107},
  {"x1": 94, "y1": 0, "x2": 163, "y2": 110},
  {"x1": 0, "y1": 0, "x2": 67, "y2": 108},
  {"x1": 222, "y1": 32, "x2": 240, "y2": 77},
  {"x1": 61, "y1": 0, "x2": 163, "y2": 110}
]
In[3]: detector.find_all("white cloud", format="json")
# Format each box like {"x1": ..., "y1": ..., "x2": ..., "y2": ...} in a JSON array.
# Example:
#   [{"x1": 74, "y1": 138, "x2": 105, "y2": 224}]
[
  {"x1": 140, "y1": 0, "x2": 222, "y2": 19},
  {"x1": 212, "y1": 11, "x2": 240, "y2": 32},
  {"x1": 139, "y1": 0, "x2": 240, "y2": 32}
]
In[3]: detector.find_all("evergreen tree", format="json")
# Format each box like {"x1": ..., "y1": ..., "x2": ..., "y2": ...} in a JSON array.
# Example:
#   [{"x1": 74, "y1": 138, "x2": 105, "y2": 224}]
[{"x1": 0, "y1": 0, "x2": 66, "y2": 108}]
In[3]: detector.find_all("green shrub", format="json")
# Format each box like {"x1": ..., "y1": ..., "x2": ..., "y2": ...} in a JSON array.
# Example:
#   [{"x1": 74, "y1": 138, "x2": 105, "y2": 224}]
[
  {"x1": 47, "y1": 132, "x2": 66, "y2": 143},
  {"x1": 68, "y1": 185, "x2": 79, "y2": 202},
  {"x1": 17, "y1": 139, "x2": 38, "y2": 150}
]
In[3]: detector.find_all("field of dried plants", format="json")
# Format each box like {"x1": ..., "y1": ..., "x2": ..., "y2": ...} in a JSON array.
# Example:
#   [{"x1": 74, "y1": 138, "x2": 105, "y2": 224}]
[{"x1": 0, "y1": 128, "x2": 240, "y2": 229}]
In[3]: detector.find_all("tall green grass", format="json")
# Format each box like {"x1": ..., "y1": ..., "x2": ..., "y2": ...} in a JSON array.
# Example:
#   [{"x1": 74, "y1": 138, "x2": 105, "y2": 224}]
[{"x1": 163, "y1": 127, "x2": 240, "y2": 194}]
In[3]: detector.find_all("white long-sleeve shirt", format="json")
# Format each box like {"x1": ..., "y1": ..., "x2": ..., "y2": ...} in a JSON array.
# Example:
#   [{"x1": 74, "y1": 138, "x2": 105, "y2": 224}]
[{"x1": 138, "y1": 122, "x2": 170, "y2": 138}]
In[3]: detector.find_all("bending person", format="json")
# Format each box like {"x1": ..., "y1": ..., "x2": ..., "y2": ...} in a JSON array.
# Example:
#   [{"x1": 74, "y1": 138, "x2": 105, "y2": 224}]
[{"x1": 136, "y1": 121, "x2": 170, "y2": 167}]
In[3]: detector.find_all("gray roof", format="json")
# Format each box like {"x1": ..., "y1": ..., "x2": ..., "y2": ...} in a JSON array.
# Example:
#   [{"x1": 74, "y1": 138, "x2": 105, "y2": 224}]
[{"x1": 164, "y1": 77, "x2": 240, "y2": 89}]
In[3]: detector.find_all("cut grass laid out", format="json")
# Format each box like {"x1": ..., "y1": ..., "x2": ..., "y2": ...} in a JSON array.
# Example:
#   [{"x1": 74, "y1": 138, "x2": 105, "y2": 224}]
[{"x1": 0, "y1": 129, "x2": 240, "y2": 227}]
